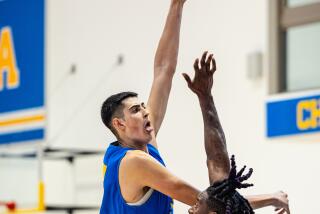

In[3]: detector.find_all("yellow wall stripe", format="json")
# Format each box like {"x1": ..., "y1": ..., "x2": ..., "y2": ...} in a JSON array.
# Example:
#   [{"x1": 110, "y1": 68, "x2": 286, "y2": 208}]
[{"x1": 0, "y1": 115, "x2": 45, "y2": 127}]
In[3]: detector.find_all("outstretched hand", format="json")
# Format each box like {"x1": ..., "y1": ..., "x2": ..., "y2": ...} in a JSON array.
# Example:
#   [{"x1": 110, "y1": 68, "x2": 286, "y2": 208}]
[
  {"x1": 272, "y1": 191, "x2": 290, "y2": 214},
  {"x1": 182, "y1": 51, "x2": 216, "y2": 97}
]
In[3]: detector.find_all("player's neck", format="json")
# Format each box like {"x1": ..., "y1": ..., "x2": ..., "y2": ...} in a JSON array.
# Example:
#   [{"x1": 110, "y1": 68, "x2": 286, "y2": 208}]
[{"x1": 118, "y1": 138, "x2": 148, "y2": 153}]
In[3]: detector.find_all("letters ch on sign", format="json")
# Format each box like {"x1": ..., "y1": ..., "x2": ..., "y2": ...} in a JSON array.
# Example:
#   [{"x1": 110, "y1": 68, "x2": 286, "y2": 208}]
[
  {"x1": 0, "y1": 27, "x2": 20, "y2": 91},
  {"x1": 297, "y1": 99, "x2": 320, "y2": 130}
]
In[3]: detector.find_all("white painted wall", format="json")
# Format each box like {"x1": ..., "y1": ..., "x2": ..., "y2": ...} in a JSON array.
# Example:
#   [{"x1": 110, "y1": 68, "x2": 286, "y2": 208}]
[{"x1": 1, "y1": 0, "x2": 319, "y2": 213}]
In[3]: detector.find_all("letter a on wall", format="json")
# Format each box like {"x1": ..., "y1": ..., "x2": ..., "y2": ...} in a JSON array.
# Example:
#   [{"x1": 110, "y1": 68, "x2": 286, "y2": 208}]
[{"x1": 0, "y1": 0, "x2": 45, "y2": 144}]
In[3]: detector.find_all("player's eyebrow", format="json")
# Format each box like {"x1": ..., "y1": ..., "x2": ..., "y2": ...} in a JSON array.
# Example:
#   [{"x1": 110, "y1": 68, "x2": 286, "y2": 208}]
[{"x1": 129, "y1": 104, "x2": 140, "y2": 110}]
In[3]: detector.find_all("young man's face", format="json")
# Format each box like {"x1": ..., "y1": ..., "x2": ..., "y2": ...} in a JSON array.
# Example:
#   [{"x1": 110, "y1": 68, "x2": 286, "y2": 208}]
[
  {"x1": 119, "y1": 97, "x2": 154, "y2": 145},
  {"x1": 188, "y1": 191, "x2": 217, "y2": 214}
]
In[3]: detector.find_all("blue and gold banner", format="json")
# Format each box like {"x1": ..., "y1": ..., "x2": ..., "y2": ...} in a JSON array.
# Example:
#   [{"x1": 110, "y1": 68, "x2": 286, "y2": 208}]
[
  {"x1": 0, "y1": 0, "x2": 45, "y2": 144},
  {"x1": 267, "y1": 93, "x2": 320, "y2": 137}
]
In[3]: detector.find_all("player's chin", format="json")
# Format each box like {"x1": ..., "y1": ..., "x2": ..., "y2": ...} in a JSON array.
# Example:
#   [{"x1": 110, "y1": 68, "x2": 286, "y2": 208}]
[{"x1": 143, "y1": 132, "x2": 153, "y2": 142}]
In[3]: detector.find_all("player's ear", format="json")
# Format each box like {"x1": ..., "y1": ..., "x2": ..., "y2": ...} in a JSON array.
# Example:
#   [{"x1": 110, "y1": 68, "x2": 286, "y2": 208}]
[{"x1": 112, "y1": 117, "x2": 125, "y2": 131}]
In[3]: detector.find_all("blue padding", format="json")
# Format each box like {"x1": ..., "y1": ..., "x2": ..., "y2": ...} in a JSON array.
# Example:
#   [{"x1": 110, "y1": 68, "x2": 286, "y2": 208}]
[{"x1": 0, "y1": 129, "x2": 44, "y2": 144}]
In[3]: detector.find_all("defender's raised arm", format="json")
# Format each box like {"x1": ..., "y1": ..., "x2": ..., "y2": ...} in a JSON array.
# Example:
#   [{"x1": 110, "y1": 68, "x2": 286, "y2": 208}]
[
  {"x1": 184, "y1": 52, "x2": 290, "y2": 213},
  {"x1": 183, "y1": 51, "x2": 230, "y2": 184}
]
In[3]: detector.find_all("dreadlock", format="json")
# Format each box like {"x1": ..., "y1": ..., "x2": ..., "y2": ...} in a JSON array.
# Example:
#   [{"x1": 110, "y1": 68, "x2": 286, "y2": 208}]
[{"x1": 206, "y1": 155, "x2": 255, "y2": 214}]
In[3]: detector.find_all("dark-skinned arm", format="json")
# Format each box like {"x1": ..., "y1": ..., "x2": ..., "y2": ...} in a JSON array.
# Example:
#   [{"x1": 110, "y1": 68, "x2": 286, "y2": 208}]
[
  {"x1": 183, "y1": 51, "x2": 230, "y2": 184},
  {"x1": 183, "y1": 52, "x2": 290, "y2": 213},
  {"x1": 198, "y1": 94, "x2": 230, "y2": 184},
  {"x1": 246, "y1": 192, "x2": 290, "y2": 213}
]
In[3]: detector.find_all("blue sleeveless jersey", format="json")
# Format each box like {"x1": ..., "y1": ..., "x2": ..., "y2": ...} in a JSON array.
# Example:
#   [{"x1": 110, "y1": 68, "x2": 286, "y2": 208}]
[{"x1": 100, "y1": 142, "x2": 174, "y2": 214}]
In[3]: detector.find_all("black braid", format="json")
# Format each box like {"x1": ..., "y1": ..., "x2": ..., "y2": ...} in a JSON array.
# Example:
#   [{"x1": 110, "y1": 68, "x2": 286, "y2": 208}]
[
  {"x1": 225, "y1": 199, "x2": 232, "y2": 214},
  {"x1": 206, "y1": 155, "x2": 255, "y2": 214}
]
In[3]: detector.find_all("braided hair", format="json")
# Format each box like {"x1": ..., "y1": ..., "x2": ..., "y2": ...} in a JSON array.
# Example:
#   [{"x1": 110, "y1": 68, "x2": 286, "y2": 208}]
[{"x1": 206, "y1": 155, "x2": 255, "y2": 214}]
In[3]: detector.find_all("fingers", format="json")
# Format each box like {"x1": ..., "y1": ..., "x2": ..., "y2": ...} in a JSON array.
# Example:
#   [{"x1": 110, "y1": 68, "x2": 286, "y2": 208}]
[
  {"x1": 206, "y1": 54, "x2": 213, "y2": 73},
  {"x1": 182, "y1": 73, "x2": 192, "y2": 87},
  {"x1": 200, "y1": 51, "x2": 208, "y2": 70},
  {"x1": 279, "y1": 190, "x2": 287, "y2": 196},
  {"x1": 285, "y1": 203, "x2": 290, "y2": 214},
  {"x1": 199, "y1": 51, "x2": 216, "y2": 74},
  {"x1": 210, "y1": 57, "x2": 217, "y2": 74},
  {"x1": 276, "y1": 207, "x2": 290, "y2": 214},
  {"x1": 276, "y1": 208, "x2": 286, "y2": 214},
  {"x1": 193, "y1": 58, "x2": 200, "y2": 72},
  {"x1": 274, "y1": 190, "x2": 290, "y2": 214},
  {"x1": 279, "y1": 191, "x2": 290, "y2": 214}
]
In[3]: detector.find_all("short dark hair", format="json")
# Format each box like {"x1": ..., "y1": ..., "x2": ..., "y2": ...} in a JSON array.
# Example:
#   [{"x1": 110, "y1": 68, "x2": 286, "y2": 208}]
[
  {"x1": 206, "y1": 155, "x2": 254, "y2": 214},
  {"x1": 101, "y1": 91, "x2": 138, "y2": 136}
]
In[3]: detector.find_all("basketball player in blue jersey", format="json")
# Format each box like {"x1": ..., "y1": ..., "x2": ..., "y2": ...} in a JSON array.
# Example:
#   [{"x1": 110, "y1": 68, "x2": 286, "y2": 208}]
[
  {"x1": 100, "y1": 0, "x2": 195, "y2": 213},
  {"x1": 99, "y1": 0, "x2": 290, "y2": 213},
  {"x1": 183, "y1": 52, "x2": 290, "y2": 213}
]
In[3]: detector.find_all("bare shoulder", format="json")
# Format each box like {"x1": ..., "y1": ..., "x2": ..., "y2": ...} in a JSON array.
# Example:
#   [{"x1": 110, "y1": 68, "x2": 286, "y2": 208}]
[
  {"x1": 121, "y1": 150, "x2": 156, "y2": 169},
  {"x1": 126, "y1": 150, "x2": 150, "y2": 159},
  {"x1": 119, "y1": 150, "x2": 161, "y2": 185}
]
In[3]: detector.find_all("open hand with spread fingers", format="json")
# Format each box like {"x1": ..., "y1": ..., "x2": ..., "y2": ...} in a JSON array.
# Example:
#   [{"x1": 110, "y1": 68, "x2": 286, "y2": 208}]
[{"x1": 182, "y1": 51, "x2": 216, "y2": 98}]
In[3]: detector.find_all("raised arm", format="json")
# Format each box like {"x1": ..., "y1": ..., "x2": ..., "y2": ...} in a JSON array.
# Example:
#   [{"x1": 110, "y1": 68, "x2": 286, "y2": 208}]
[
  {"x1": 147, "y1": 0, "x2": 186, "y2": 145},
  {"x1": 182, "y1": 51, "x2": 230, "y2": 184},
  {"x1": 183, "y1": 52, "x2": 290, "y2": 213}
]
